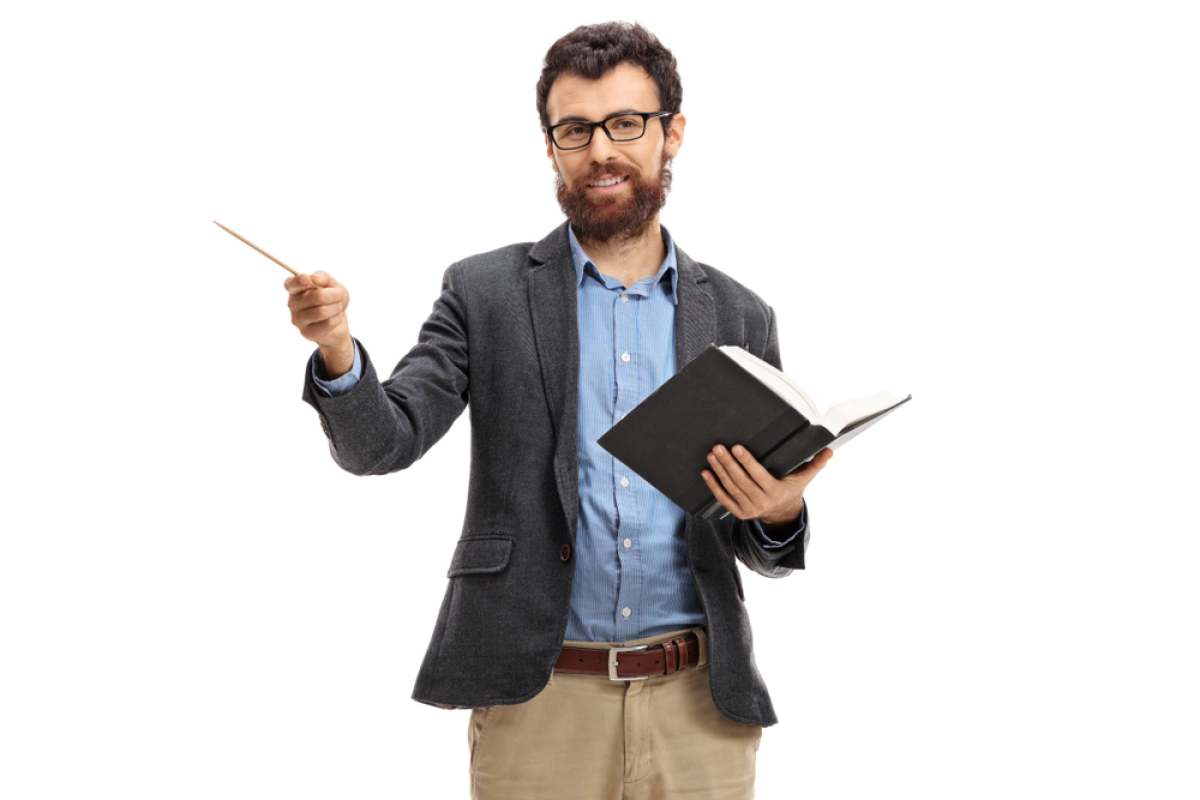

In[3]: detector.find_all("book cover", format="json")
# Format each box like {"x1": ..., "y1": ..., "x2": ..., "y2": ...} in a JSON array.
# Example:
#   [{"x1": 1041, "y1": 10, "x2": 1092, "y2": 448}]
[{"x1": 598, "y1": 345, "x2": 909, "y2": 519}]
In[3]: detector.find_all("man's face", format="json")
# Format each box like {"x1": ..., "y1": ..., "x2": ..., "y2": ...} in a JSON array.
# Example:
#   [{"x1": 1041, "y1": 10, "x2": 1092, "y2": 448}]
[{"x1": 544, "y1": 62, "x2": 686, "y2": 241}]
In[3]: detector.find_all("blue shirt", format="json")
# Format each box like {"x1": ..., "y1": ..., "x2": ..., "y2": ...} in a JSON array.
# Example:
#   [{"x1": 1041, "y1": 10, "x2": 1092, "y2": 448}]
[
  {"x1": 312, "y1": 226, "x2": 805, "y2": 643},
  {"x1": 567, "y1": 225, "x2": 704, "y2": 642}
]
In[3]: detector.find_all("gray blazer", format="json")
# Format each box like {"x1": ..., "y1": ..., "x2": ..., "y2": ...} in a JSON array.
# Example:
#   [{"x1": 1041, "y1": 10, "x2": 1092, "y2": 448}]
[{"x1": 302, "y1": 223, "x2": 806, "y2": 726}]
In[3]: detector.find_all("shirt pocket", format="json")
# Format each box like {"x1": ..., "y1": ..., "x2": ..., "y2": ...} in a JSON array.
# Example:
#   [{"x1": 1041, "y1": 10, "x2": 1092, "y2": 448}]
[{"x1": 447, "y1": 536, "x2": 514, "y2": 577}]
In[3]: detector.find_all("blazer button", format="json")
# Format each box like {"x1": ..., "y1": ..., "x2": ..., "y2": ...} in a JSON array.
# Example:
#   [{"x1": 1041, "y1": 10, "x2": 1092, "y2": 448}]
[{"x1": 560, "y1": 544, "x2": 571, "y2": 562}]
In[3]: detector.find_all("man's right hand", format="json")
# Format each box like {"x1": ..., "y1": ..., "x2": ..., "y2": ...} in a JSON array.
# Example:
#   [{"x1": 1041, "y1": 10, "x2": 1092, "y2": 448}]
[{"x1": 285, "y1": 271, "x2": 355, "y2": 379}]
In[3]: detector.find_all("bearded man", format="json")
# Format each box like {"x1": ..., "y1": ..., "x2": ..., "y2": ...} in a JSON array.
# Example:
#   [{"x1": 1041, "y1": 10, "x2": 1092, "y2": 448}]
[{"x1": 284, "y1": 21, "x2": 832, "y2": 800}]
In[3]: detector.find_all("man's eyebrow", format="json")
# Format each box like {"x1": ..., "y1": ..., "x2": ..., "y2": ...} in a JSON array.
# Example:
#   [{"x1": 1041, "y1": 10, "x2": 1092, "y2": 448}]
[
  {"x1": 553, "y1": 115, "x2": 592, "y2": 125},
  {"x1": 551, "y1": 109, "x2": 644, "y2": 126}
]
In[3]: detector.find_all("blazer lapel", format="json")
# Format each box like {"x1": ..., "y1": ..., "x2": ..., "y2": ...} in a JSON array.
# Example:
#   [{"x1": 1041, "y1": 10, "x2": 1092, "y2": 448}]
[
  {"x1": 675, "y1": 245, "x2": 717, "y2": 535},
  {"x1": 527, "y1": 223, "x2": 580, "y2": 540},
  {"x1": 674, "y1": 244, "x2": 716, "y2": 368}
]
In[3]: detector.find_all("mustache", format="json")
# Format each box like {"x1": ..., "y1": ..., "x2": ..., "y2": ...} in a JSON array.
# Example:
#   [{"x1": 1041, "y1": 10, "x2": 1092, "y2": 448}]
[{"x1": 585, "y1": 161, "x2": 641, "y2": 181}]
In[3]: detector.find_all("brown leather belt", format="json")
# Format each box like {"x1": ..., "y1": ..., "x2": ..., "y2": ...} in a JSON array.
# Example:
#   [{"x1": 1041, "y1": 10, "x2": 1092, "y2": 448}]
[{"x1": 553, "y1": 633, "x2": 702, "y2": 681}]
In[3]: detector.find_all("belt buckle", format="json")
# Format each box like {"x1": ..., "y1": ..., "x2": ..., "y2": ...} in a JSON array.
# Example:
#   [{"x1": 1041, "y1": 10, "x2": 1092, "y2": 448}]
[{"x1": 608, "y1": 644, "x2": 649, "y2": 681}]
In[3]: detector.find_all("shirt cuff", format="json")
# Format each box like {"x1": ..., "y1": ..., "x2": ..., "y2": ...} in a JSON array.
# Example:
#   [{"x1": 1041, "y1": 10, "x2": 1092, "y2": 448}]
[
  {"x1": 752, "y1": 503, "x2": 807, "y2": 549},
  {"x1": 310, "y1": 341, "x2": 362, "y2": 397}
]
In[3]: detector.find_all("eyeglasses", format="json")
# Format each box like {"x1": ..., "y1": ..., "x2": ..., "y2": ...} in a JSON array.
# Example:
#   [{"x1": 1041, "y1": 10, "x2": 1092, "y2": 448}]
[{"x1": 546, "y1": 111, "x2": 675, "y2": 151}]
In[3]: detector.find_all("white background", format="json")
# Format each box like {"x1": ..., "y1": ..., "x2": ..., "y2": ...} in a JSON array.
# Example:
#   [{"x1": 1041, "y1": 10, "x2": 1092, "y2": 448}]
[{"x1": 3, "y1": 1, "x2": 1198, "y2": 798}]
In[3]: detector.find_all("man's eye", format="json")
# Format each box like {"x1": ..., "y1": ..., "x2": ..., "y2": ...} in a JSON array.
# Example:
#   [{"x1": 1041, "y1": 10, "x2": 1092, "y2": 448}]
[
  {"x1": 611, "y1": 118, "x2": 637, "y2": 130},
  {"x1": 564, "y1": 125, "x2": 590, "y2": 138}
]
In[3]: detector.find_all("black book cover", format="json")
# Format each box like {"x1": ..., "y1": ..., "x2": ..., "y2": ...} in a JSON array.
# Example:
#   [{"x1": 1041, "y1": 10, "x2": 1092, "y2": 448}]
[
  {"x1": 598, "y1": 346, "x2": 804, "y2": 518},
  {"x1": 598, "y1": 345, "x2": 910, "y2": 519}
]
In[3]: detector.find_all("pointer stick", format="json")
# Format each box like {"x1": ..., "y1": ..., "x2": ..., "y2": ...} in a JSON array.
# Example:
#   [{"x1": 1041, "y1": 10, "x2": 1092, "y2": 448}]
[{"x1": 213, "y1": 220, "x2": 302, "y2": 278}]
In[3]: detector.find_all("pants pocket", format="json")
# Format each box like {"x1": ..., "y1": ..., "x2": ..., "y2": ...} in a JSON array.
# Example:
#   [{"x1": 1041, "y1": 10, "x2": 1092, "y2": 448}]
[{"x1": 467, "y1": 706, "x2": 500, "y2": 771}]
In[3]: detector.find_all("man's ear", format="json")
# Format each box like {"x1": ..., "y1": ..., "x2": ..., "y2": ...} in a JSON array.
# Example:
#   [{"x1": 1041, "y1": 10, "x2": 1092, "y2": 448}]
[
  {"x1": 545, "y1": 133, "x2": 559, "y2": 173},
  {"x1": 663, "y1": 112, "x2": 687, "y2": 159}
]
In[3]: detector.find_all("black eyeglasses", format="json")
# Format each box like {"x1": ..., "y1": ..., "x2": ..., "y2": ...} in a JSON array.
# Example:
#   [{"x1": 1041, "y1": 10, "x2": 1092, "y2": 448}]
[{"x1": 546, "y1": 111, "x2": 675, "y2": 151}]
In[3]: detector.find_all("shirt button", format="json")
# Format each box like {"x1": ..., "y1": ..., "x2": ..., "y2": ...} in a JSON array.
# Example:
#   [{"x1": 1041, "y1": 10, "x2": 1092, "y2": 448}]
[
  {"x1": 623, "y1": 538, "x2": 632, "y2": 549},
  {"x1": 621, "y1": 607, "x2": 631, "y2": 619},
  {"x1": 620, "y1": 477, "x2": 629, "y2": 488},
  {"x1": 621, "y1": 294, "x2": 629, "y2": 302},
  {"x1": 621, "y1": 352, "x2": 630, "y2": 363}
]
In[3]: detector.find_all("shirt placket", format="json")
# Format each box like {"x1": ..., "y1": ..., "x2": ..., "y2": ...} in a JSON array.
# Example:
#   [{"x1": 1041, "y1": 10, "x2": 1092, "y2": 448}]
[{"x1": 612, "y1": 288, "x2": 641, "y2": 640}]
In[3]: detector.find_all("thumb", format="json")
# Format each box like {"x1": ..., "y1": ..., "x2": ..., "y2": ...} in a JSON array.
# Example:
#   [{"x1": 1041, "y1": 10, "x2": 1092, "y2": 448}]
[{"x1": 310, "y1": 270, "x2": 332, "y2": 288}]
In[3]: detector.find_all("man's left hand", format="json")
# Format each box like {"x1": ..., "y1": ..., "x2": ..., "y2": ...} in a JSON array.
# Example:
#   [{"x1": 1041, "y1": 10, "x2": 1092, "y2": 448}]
[{"x1": 702, "y1": 445, "x2": 833, "y2": 533}]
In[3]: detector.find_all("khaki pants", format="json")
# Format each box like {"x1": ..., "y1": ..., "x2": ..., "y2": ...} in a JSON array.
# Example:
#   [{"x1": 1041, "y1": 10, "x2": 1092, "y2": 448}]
[{"x1": 468, "y1": 628, "x2": 762, "y2": 800}]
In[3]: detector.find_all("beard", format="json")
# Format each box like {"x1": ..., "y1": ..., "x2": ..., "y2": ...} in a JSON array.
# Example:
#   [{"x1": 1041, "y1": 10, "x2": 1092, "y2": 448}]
[{"x1": 555, "y1": 154, "x2": 673, "y2": 242}]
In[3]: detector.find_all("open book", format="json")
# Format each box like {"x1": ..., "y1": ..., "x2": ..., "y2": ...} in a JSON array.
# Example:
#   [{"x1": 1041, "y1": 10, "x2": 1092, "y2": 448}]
[{"x1": 598, "y1": 345, "x2": 911, "y2": 519}]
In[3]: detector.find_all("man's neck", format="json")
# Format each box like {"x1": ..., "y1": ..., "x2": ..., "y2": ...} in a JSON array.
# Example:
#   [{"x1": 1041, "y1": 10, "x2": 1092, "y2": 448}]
[{"x1": 575, "y1": 217, "x2": 667, "y2": 288}]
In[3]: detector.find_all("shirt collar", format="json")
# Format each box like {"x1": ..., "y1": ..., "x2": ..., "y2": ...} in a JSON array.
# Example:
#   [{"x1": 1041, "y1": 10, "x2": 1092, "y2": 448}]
[{"x1": 567, "y1": 223, "x2": 679, "y2": 305}]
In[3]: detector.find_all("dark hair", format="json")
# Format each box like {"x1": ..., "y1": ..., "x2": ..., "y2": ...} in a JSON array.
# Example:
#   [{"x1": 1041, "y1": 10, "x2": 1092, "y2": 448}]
[{"x1": 536, "y1": 22, "x2": 682, "y2": 133}]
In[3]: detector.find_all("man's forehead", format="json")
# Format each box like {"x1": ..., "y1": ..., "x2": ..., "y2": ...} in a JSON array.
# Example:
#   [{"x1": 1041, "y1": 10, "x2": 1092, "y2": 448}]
[{"x1": 546, "y1": 62, "x2": 660, "y2": 123}]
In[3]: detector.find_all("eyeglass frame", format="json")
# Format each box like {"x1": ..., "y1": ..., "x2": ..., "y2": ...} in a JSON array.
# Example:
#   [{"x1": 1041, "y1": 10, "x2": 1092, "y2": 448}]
[{"x1": 545, "y1": 111, "x2": 676, "y2": 151}]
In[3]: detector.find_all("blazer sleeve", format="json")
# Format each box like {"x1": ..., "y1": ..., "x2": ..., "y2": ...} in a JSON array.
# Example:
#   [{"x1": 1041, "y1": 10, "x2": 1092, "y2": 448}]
[
  {"x1": 301, "y1": 263, "x2": 470, "y2": 476},
  {"x1": 730, "y1": 304, "x2": 810, "y2": 577}
]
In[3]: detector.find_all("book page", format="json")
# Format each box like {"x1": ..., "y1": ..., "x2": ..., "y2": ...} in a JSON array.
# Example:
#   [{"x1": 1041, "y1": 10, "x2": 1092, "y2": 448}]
[
  {"x1": 719, "y1": 346, "x2": 821, "y2": 421},
  {"x1": 823, "y1": 391, "x2": 909, "y2": 435}
]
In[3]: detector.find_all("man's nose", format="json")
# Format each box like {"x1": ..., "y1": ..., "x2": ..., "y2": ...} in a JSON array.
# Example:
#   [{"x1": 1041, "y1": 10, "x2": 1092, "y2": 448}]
[{"x1": 586, "y1": 127, "x2": 620, "y2": 161}]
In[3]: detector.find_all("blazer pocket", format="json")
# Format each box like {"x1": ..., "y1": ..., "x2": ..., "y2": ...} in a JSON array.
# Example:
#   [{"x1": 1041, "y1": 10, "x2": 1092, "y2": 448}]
[{"x1": 447, "y1": 536, "x2": 514, "y2": 577}]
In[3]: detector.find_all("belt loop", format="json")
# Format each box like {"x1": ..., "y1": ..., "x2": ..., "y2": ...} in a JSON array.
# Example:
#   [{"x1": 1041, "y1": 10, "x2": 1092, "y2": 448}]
[
  {"x1": 693, "y1": 627, "x2": 708, "y2": 668},
  {"x1": 671, "y1": 637, "x2": 689, "y2": 671},
  {"x1": 662, "y1": 640, "x2": 678, "y2": 675}
]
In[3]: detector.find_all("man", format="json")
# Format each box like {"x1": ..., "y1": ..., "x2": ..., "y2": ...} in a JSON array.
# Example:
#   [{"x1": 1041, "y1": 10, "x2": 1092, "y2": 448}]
[{"x1": 284, "y1": 22, "x2": 832, "y2": 799}]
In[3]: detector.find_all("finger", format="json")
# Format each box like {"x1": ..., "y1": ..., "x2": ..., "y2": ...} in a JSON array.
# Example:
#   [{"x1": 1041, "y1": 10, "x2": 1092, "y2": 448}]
[
  {"x1": 297, "y1": 314, "x2": 347, "y2": 342},
  {"x1": 310, "y1": 270, "x2": 340, "y2": 290},
  {"x1": 288, "y1": 282, "x2": 348, "y2": 312},
  {"x1": 796, "y1": 447, "x2": 834, "y2": 476},
  {"x1": 287, "y1": 290, "x2": 330, "y2": 314},
  {"x1": 730, "y1": 444, "x2": 776, "y2": 486},
  {"x1": 782, "y1": 448, "x2": 833, "y2": 492},
  {"x1": 712, "y1": 445, "x2": 766, "y2": 500},
  {"x1": 707, "y1": 448, "x2": 757, "y2": 507},
  {"x1": 298, "y1": 273, "x2": 348, "y2": 312},
  {"x1": 292, "y1": 302, "x2": 346, "y2": 326},
  {"x1": 702, "y1": 469, "x2": 745, "y2": 518},
  {"x1": 285, "y1": 273, "x2": 318, "y2": 295}
]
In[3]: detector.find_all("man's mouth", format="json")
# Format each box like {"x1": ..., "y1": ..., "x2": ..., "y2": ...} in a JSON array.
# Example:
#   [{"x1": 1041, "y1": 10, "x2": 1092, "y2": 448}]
[{"x1": 588, "y1": 175, "x2": 628, "y2": 189}]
